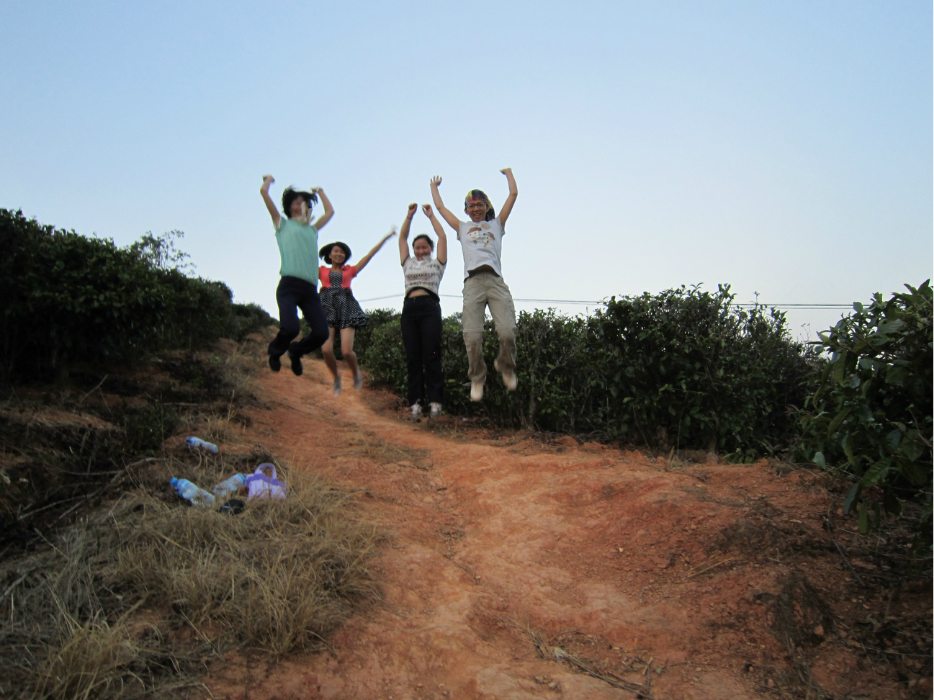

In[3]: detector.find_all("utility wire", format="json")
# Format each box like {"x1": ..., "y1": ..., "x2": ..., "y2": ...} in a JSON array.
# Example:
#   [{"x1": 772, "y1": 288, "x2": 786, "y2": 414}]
[{"x1": 356, "y1": 292, "x2": 852, "y2": 310}]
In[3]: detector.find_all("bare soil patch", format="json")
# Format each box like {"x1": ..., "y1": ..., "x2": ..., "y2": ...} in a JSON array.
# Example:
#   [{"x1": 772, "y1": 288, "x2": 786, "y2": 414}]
[{"x1": 203, "y1": 357, "x2": 931, "y2": 700}]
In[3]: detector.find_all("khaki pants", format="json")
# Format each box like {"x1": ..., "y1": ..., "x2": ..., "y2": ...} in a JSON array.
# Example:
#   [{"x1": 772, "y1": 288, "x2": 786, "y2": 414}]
[{"x1": 462, "y1": 272, "x2": 516, "y2": 384}]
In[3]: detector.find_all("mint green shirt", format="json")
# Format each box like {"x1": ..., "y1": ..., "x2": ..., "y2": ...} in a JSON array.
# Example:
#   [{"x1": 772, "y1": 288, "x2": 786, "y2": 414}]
[{"x1": 275, "y1": 218, "x2": 318, "y2": 285}]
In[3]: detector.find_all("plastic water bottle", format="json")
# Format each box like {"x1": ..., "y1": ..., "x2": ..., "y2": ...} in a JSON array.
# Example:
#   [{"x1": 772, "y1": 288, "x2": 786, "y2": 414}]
[
  {"x1": 186, "y1": 437, "x2": 219, "y2": 454},
  {"x1": 212, "y1": 474, "x2": 247, "y2": 499},
  {"x1": 170, "y1": 477, "x2": 216, "y2": 507}
]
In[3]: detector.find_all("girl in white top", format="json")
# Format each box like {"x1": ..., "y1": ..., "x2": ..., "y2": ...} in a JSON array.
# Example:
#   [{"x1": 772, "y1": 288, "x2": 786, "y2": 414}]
[
  {"x1": 399, "y1": 204, "x2": 447, "y2": 419},
  {"x1": 430, "y1": 169, "x2": 518, "y2": 402}
]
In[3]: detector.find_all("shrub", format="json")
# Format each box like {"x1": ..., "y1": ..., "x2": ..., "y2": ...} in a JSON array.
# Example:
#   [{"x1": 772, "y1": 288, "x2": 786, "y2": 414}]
[
  {"x1": 593, "y1": 285, "x2": 815, "y2": 456},
  {"x1": 357, "y1": 285, "x2": 813, "y2": 455},
  {"x1": 0, "y1": 209, "x2": 272, "y2": 381},
  {"x1": 797, "y1": 281, "x2": 932, "y2": 532}
]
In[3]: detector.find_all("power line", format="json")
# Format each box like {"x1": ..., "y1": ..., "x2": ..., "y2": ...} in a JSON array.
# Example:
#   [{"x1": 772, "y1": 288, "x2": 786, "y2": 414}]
[{"x1": 356, "y1": 292, "x2": 852, "y2": 310}]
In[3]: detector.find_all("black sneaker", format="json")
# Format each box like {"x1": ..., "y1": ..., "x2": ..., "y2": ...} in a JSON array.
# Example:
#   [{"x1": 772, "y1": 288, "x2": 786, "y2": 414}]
[
  {"x1": 288, "y1": 350, "x2": 303, "y2": 376},
  {"x1": 268, "y1": 354, "x2": 281, "y2": 372}
]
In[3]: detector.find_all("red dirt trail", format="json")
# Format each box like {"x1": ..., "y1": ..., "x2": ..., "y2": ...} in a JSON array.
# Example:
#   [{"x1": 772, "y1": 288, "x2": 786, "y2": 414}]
[{"x1": 205, "y1": 358, "x2": 927, "y2": 700}]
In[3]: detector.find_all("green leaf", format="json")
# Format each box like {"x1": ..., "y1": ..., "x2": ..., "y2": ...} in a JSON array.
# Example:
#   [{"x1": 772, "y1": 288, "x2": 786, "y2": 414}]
[
  {"x1": 826, "y1": 407, "x2": 852, "y2": 437},
  {"x1": 858, "y1": 503, "x2": 870, "y2": 533},
  {"x1": 843, "y1": 482, "x2": 860, "y2": 513},
  {"x1": 885, "y1": 429, "x2": 901, "y2": 452},
  {"x1": 832, "y1": 353, "x2": 848, "y2": 385},
  {"x1": 859, "y1": 459, "x2": 891, "y2": 488}
]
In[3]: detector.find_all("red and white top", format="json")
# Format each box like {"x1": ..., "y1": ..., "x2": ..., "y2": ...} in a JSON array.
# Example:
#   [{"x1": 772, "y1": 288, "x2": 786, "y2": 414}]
[{"x1": 318, "y1": 265, "x2": 358, "y2": 289}]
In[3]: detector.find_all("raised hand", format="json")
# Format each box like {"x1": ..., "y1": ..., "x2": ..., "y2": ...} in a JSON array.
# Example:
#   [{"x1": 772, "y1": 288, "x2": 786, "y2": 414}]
[
  {"x1": 430, "y1": 175, "x2": 442, "y2": 188},
  {"x1": 422, "y1": 204, "x2": 434, "y2": 217},
  {"x1": 500, "y1": 168, "x2": 512, "y2": 176},
  {"x1": 407, "y1": 203, "x2": 418, "y2": 219}
]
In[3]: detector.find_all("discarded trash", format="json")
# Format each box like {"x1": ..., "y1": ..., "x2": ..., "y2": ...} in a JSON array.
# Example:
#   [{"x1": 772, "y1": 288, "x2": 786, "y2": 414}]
[
  {"x1": 170, "y1": 477, "x2": 216, "y2": 507},
  {"x1": 213, "y1": 473, "x2": 247, "y2": 498},
  {"x1": 186, "y1": 437, "x2": 219, "y2": 454},
  {"x1": 218, "y1": 498, "x2": 246, "y2": 515},
  {"x1": 245, "y1": 463, "x2": 286, "y2": 501}
]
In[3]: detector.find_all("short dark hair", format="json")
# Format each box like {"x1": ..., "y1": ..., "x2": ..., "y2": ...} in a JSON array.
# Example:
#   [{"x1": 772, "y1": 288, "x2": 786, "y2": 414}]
[
  {"x1": 464, "y1": 189, "x2": 495, "y2": 221},
  {"x1": 411, "y1": 234, "x2": 434, "y2": 251},
  {"x1": 319, "y1": 241, "x2": 352, "y2": 265},
  {"x1": 282, "y1": 187, "x2": 318, "y2": 218}
]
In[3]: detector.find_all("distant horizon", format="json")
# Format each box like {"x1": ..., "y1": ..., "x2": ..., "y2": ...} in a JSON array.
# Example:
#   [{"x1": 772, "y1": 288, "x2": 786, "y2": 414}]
[
  {"x1": 7, "y1": 202, "x2": 920, "y2": 343},
  {"x1": 2, "y1": 1, "x2": 930, "y2": 343}
]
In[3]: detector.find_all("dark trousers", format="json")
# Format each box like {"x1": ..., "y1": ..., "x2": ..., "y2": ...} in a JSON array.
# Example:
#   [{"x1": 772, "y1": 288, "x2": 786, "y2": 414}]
[
  {"x1": 401, "y1": 295, "x2": 444, "y2": 406},
  {"x1": 268, "y1": 276, "x2": 329, "y2": 358}
]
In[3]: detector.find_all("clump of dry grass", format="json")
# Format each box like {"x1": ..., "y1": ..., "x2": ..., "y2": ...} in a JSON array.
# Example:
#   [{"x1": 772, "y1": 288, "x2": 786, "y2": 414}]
[
  {"x1": 214, "y1": 341, "x2": 263, "y2": 403},
  {"x1": 0, "y1": 467, "x2": 380, "y2": 699}
]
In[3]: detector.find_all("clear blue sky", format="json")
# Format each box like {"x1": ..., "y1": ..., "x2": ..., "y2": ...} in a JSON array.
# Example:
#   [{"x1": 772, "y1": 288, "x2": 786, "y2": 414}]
[{"x1": 2, "y1": 1, "x2": 931, "y2": 340}]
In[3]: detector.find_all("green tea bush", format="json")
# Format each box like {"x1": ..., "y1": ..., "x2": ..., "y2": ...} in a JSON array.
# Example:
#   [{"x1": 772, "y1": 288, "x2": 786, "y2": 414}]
[
  {"x1": 797, "y1": 281, "x2": 932, "y2": 532},
  {"x1": 357, "y1": 285, "x2": 813, "y2": 455},
  {"x1": 0, "y1": 209, "x2": 272, "y2": 381},
  {"x1": 592, "y1": 285, "x2": 815, "y2": 456}
]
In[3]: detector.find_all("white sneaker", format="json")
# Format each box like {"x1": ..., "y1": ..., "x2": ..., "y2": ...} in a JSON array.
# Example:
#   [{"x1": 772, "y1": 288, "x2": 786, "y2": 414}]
[
  {"x1": 470, "y1": 381, "x2": 484, "y2": 402},
  {"x1": 333, "y1": 375, "x2": 342, "y2": 397},
  {"x1": 411, "y1": 403, "x2": 422, "y2": 420},
  {"x1": 495, "y1": 359, "x2": 518, "y2": 391},
  {"x1": 353, "y1": 369, "x2": 363, "y2": 391},
  {"x1": 503, "y1": 371, "x2": 518, "y2": 390},
  {"x1": 429, "y1": 402, "x2": 442, "y2": 418}
]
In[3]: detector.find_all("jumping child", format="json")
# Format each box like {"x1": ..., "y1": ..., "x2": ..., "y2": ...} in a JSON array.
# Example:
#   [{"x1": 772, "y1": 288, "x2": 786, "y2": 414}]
[
  {"x1": 430, "y1": 168, "x2": 518, "y2": 402},
  {"x1": 318, "y1": 231, "x2": 396, "y2": 395},
  {"x1": 260, "y1": 175, "x2": 332, "y2": 377},
  {"x1": 398, "y1": 203, "x2": 447, "y2": 419}
]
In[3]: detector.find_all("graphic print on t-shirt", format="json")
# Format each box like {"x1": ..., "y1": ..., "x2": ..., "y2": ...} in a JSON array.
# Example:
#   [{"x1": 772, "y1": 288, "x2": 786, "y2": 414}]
[{"x1": 466, "y1": 222, "x2": 494, "y2": 247}]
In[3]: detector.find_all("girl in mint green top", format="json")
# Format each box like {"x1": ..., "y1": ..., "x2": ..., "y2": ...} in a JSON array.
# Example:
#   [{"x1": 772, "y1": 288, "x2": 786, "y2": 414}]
[{"x1": 260, "y1": 175, "x2": 334, "y2": 377}]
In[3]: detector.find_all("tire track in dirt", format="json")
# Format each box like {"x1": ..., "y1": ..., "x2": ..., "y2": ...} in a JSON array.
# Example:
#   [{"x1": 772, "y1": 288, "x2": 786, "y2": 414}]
[{"x1": 207, "y1": 358, "x2": 870, "y2": 700}]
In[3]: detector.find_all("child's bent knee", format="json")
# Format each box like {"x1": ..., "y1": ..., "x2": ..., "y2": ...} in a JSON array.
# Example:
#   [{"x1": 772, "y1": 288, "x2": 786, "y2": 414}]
[{"x1": 277, "y1": 327, "x2": 300, "y2": 342}]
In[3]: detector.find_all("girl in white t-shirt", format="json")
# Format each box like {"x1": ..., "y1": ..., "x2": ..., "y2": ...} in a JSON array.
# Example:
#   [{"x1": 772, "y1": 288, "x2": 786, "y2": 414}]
[
  {"x1": 398, "y1": 203, "x2": 447, "y2": 419},
  {"x1": 430, "y1": 169, "x2": 518, "y2": 402}
]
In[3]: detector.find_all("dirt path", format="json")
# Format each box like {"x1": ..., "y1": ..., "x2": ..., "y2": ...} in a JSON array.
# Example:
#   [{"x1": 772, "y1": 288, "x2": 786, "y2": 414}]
[{"x1": 206, "y1": 358, "x2": 921, "y2": 700}]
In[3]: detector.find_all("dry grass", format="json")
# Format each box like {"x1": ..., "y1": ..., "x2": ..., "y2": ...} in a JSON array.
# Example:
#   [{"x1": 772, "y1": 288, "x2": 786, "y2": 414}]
[
  {"x1": 214, "y1": 340, "x2": 263, "y2": 403},
  {"x1": 0, "y1": 464, "x2": 380, "y2": 699}
]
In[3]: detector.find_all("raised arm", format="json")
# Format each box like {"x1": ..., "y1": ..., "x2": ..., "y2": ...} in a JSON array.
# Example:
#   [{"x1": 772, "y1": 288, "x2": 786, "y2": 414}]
[
  {"x1": 430, "y1": 176, "x2": 461, "y2": 232},
  {"x1": 355, "y1": 228, "x2": 397, "y2": 274},
  {"x1": 260, "y1": 175, "x2": 281, "y2": 229},
  {"x1": 498, "y1": 168, "x2": 518, "y2": 226},
  {"x1": 312, "y1": 187, "x2": 334, "y2": 230},
  {"x1": 423, "y1": 204, "x2": 447, "y2": 265},
  {"x1": 399, "y1": 203, "x2": 417, "y2": 264}
]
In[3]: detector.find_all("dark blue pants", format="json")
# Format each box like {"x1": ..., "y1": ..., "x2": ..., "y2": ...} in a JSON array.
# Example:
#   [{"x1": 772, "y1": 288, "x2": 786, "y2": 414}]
[
  {"x1": 268, "y1": 276, "x2": 329, "y2": 358},
  {"x1": 401, "y1": 295, "x2": 444, "y2": 406}
]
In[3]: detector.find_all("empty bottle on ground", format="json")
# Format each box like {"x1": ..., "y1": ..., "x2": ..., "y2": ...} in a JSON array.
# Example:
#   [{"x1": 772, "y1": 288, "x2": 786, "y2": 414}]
[
  {"x1": 186, "y1": 437, "x2": 219, "y2": 454},
  {"x1": 213, "y1": 473, "x2": 247, "y2": 499},
  {"x1": 170, "y1": 477, "x2": 216, "y2": 507}
]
